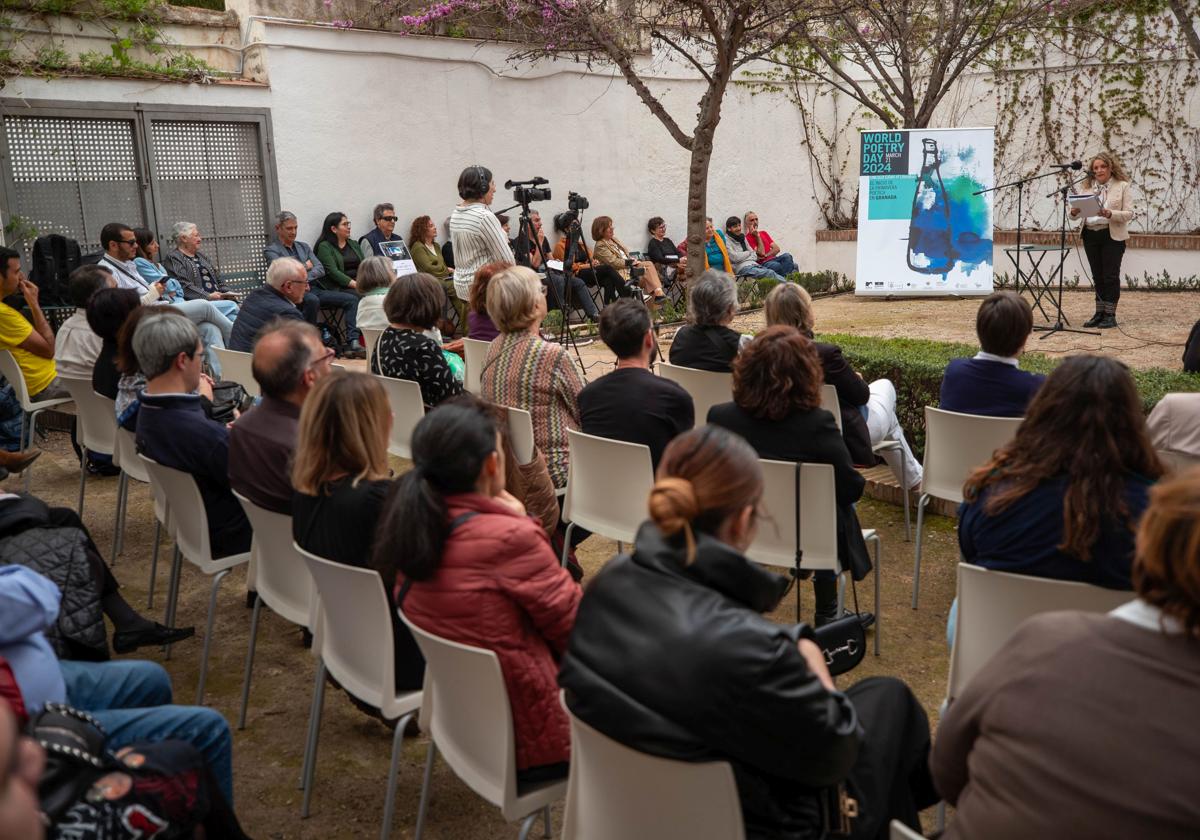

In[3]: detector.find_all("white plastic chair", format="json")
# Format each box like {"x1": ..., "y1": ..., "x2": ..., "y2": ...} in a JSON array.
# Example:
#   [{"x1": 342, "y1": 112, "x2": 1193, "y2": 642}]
[
  {"x1": 294, "y1": 545, "x2": 422, "y2": 839},
  {"x1": 657, "y1": 363, "x2": 732, "y2": 423},
  {"x1": 58, "y1": 378, "x2": 116, "y2": 520},
  {"x1": 747, "y1": 460, "x2": 883, "y2": 654},
  {"x1": 138, "y1": 454, "x2": 250, "y2": 704},
  {"x1": 362, "y1": 327, "x2": 384, "y2": 372},
  {"x1": 821, "y1": 383, "x2": 911, "y2": 540},
  {"x1": 890, "y1": 819, "x2": 925, "y2": 839},
  {"x1": 0, "y1": 349, "x2": 72, "y2": 490},
  {"x1": 1157, "y1": 448, "x2": 1200, "y2": 475},
  {"x1": 463, "y1": 337, "x2": 491, "y2": 395},
  {"x1": 912, "y1": 407, "x2": 1023, "y2": 608},
  {"x1": 399, "y1": 611, "x2": 566, "y2": 840},
  {"x1": 506, "y1": 406, "x2": 536, "y2": 465},
  {"x1": 559, "y1": 429, "x2": 655, "y2": 565},
  {"x1": 562, "y1": 704, "x2": 745, "y2": 840},
  {"x1": 374, "y1": 374, "x2": 425, "y2": 459},
  {"x1": 211, "y1": 347, "x2": 260, "y2": 397},
  {"x1": 233, "y1": 492, "x2": 317, "y2": 730},
  {"x1": 115, "y1": 426, "x2": 167, "y2": 605}
]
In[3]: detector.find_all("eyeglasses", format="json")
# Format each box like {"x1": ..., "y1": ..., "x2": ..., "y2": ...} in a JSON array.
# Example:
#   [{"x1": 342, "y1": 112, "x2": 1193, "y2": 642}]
[
  {"x1": 120, "y1": 238, "x2": 137, "y2": 245},
  {"x1": 308, "y1": 347, "x2": 336, "y2": 368},
  {"x1": 284, "y1": 278, "x2": 311, "y2": 287},
  {"x1": 380, "y1": 216, "x2": 398, "y2": 222}
]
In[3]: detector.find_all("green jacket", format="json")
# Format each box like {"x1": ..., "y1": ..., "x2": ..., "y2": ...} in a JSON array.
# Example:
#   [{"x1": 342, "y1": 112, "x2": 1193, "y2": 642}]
[
  {"x1": 314, "y1": 239, "x2": 364, "y2": 290},
  {"x1": 411, "y1": 241, "x2": 449, "y2": 280}
]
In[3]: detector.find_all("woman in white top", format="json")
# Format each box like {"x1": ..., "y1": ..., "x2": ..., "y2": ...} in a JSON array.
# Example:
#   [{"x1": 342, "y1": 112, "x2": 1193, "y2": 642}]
[
  {"x1": 449, "y1": 165, "x2": 512, "y2": 303},
  {"x1": 354, "y1": 255, "x2": 396, "y2": 331},
  {"x1": 1069, "y1": 151, "x2": 1136, "y2": 329}
]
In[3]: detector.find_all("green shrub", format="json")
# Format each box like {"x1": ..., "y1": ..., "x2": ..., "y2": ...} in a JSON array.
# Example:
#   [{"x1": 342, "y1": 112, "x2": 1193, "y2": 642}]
[
  {"x1": 787, "y1": 270, "x2": 836, "y2": 294},
  {"x1": 818, "y1": 332, "x2": 1200, "y2": 458}
]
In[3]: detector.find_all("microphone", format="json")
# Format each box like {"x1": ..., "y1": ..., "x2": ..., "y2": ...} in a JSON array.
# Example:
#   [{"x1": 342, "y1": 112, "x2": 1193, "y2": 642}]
[{"x1": 1051, "y1": 160, "x2": 1084, "y2": 170}]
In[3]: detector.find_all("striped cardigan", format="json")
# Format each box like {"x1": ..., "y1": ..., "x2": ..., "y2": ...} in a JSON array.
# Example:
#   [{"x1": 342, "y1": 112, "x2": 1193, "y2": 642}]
[
  {"x1": 449, "y1": 203, "x2": 512, "y2": 301},
  {"x1": 480, "y1": 333, "x2": 584, "y2": 489}
]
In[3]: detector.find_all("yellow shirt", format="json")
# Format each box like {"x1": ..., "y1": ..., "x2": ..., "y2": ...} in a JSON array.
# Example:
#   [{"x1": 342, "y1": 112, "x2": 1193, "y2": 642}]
[{"x1": 0, "y1": 302, "x2": 57, "y2": 396}]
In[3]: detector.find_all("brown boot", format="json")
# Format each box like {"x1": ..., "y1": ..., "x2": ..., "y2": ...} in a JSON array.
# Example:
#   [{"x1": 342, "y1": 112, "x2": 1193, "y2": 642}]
[{"x1": 0, "y1": 449, "x2": 41, "y2": 474}]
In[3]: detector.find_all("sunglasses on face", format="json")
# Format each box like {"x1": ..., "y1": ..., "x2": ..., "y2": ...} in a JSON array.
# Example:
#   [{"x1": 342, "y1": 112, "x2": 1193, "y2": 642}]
[{"x1": 381, "y1": 216, "x2": 398, "y2": 222}]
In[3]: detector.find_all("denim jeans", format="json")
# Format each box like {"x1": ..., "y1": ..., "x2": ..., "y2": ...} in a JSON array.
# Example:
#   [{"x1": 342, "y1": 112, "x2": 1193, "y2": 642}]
[
  {"x1": 168, "y1": 299, "x2": 233, "y2": 379},
  {"x1": 545, "y1": 271, "x2": 599, "y2": 319},
  {"x1": 735, "y1": 262, "x2": 785, "y2": 282},
  {"x1": 762, "y1": 252, "x2": 797, "y2": 277},
  {"x1": 60, "y1": 659, "x2": 234, "y2": 804},
  {"x1": 210, "y1": 299, "x2": 240, "y2": 322}
]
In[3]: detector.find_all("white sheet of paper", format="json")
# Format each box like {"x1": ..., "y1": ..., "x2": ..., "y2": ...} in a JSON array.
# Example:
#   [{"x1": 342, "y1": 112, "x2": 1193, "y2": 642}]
[
  {"x1": 546, "y1": 259, "x2": 564, "y2": 272},
  {"x1": 392, "y1": 258, "x2": 417, "y2": 276},
  {"x1": 1068, "y1": 193, "x2": 1103, "y2": 217}
]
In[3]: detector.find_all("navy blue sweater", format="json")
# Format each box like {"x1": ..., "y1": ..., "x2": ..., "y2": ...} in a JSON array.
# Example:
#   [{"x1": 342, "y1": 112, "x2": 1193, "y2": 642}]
[
  {"x1": 939, "y1": 357, "x2": 1045, "y2": 417},
  {"x1": 229, "y1": 284, "x2": 304, "y2": 352}
]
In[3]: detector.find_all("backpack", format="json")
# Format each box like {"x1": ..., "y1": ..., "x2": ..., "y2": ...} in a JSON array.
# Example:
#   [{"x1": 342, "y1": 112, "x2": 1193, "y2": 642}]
[{"x1": 28, "y1": 234, "x2": 82, "y2": 306}]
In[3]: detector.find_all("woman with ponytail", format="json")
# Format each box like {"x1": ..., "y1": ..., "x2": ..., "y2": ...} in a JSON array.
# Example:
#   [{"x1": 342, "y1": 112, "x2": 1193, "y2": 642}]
[
  {"x1": 375, "y1": 401, "x2": 580, "y2": 783},
  {"x1": 560, "y1": 425, "x2": 936, "y2": 839}
]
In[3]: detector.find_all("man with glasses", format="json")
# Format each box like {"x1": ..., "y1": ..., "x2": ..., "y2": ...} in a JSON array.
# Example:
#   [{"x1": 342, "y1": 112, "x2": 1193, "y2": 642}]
[
  {"x1": 743, "y1": 211, "x2": 797, "y2": 277},
  {"x1": 229, "y1": 257, "x2": 309, "y2": 352},
  {"x1": 359, "y1": 202, "x2": 403, "y2": 256},
  {"x1": 229, "y1": 319, "x2": 332, "y2": 514}
]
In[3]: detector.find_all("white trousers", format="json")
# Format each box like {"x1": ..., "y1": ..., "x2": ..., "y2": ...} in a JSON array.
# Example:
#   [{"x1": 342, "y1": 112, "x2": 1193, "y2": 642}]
[{"x1": 865, "y1": 379, "x2": 923, "y2": 489}]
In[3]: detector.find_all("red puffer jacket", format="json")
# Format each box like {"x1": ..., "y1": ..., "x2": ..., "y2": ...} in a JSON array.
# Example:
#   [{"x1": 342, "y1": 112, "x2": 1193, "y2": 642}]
[{"x1": 399, "y1": 492, "x2": 581, "y2": 770}]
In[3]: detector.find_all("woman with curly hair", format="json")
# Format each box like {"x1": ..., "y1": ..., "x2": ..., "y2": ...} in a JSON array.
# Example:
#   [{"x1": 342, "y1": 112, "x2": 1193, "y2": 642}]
[{"x1": 1069, "y1": 151, "x2": 1137, "y2": 328}]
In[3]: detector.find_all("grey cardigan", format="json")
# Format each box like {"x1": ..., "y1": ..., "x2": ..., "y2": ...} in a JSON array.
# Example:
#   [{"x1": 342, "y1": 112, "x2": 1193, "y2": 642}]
[{"x1": 162, "y1": 248, "x2": 229, "y2": 300}]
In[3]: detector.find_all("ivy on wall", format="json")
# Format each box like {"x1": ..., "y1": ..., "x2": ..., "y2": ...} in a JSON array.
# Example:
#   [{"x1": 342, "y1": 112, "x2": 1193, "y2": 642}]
[{"x1": 0, "y1": 0, "x2": 218, "y2": 85}]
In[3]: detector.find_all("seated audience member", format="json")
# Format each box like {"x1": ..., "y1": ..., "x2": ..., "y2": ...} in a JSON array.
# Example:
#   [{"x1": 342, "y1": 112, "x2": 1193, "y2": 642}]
[
  {"x1": 765, "y1": 282, "x2": 922, "y2": 487},
  {"x1": 550, "y1": 210, "x2": 626, "y2": 305},
  {"x1": 940, "y1": 291, "x2": 1045, "y2": 416},
  {"x1": 702, "y1": 216, "x2": 734, "y2": 273},
  {"x1": 645, "y1": 216, "x2": 686, "y2": 285},
  {"x1": 113, "y1": 307, "x2": 206, "y2": 430},
  {"x1": 374, "y1": 402, "x2": 581, "y2": 782},
  {"x1": 134, "y1": 312, "x2": 252, "y2": 559},
  {"x1": 1146, "y1": 392, "x2": 1200, "y2": 474},
  {"x1": 54, "y1": 265, "x2": 113, "y2": 380},
  {"x1": 933, "y1": 469, "x2": 1200, "y2": 839},
  {"x1": 449, "y1": 165, "x2": 512, "y2": 305},
  {"x1": 467, "y1": 261, "x2": 509, "y2": 342},
  {"x1": 0, "y1": 490, "x2": 193, "y2": 654},
  {"x1": 0, "y1": 565, "x2": 231, "y2": 804},
  {"x1": 591, "y1": 215, "x2": 666, "y2": 303},
  {"x1": 579, "y1": 299, "x2": 694, "y2": 468},
  {"x1": 724, "y1": 216, "x2": 785, "y2": 282},
  {"x1": 292, "y1": 372, "x2": 424, "y2": 692},
  {"x1": 559, "y1": 425, "x2": 936, "y2": 839},
  {"x1": 480, "y1": 266, "x2": 584, "y2": 489},
  {"x1": 958, "y1": 354, "x2": 1160, "y2": 591},
  {"x1": 668, "y1": 269, "x2": 745, "y2": 372},
  {"x1": 0, "y1": 246, "x2": 69, "y2": 402},
  {"x1": 440, "y1": 217, "x2": 455, "y2": 270},
  {"x1": 744, "y1": 210, "x2": 797, "y2": 277},
  {"x1": 513, "y1": 210, "x2": 552, "y2": 270},
  {"x1": 409, "y1": 214, "x2": 467, "y2": 330},
  {"x1": 497, "y1": 213, "x2": 514, "y2": 251},
  {"x1": 229, "y1": 320, "x2": 332, "y2": 515},
  {"x1": 264, "y1": 210, "x2": 348, "y2": 336},
  {"x1": 229, "y1": 257, "x2": 308, "y2": 352},
  {"x1": 87, "y1": 288, "x2": 142, "y2": 410},
  {"x1": 708, "y1": 326, "x2": 873, "y2": 626},
  {"x1": 359, "y1": 203, "x2": 402, "y2": 256},
  {"x1": 133, "y1": 228, "x2": 188, "y2": 306},
  {"x1": 353, "y1": 255, "x2": 396, "y2": 333},
  {"x1": 371, "y1": 273, "x2": 465, "y2": 407},
  {"x1": 0, "y1": 701, "x2": 41, "y2": 835},
  {"x1": 313, "y1": 211, "x2": 364, "y2": 354},
  {"x1": 160, "y1": 222, "x2": 240, "y2": 320}
]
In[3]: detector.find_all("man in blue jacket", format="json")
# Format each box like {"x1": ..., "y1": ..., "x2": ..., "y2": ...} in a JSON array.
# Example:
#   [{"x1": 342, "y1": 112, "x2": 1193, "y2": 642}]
[
  {"x1": 940, "y1": 291, "x2": 1045, "y2": 417},
  {"x1": 229, "y1": 257, "x2": 306, "y2": 352}
]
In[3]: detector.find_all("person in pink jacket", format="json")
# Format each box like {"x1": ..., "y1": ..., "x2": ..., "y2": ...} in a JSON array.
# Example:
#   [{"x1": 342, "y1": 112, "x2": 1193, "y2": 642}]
[{"x1": 374, "y1": 400, "x2": 581, "y2": 782}]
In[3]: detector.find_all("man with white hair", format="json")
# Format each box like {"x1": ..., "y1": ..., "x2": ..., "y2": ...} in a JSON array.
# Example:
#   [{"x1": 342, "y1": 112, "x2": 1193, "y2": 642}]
[
  {"x1": 229, "y1": 257, "x2": 308, "y2": 352},
  {"x1": 161, "y1": 221, "x2": 241, "y2": 321},
  {"x1": 134, "y1": 311, "x2": 252, "y2": 559}
]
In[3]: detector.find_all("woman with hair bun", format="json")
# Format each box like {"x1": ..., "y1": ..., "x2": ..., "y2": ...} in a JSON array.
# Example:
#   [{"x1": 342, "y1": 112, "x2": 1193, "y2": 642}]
[
  {"x1": 560, "y1": 425, "x2": 937, "y2": 840},
  {"x1": 375, "y1": 401, "x2": 580, "y2": 783}
]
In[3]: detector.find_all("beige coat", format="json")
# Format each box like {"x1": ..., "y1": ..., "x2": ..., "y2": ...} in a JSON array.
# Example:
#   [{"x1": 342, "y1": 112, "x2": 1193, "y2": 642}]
[{"x1": 1074, "y1": 178, "x2": 1136, "y2": 241}]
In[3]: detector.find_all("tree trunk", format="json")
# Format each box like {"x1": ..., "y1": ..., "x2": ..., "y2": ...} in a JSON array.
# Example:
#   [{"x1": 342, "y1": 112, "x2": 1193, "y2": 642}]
[{"x1": 684, "y1": 79, "x2": 729, "y2": 282}]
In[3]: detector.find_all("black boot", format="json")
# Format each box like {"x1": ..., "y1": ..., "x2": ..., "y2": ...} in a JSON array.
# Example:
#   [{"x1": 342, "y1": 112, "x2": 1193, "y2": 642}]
[
  {"x1": 812, "y1": 575, "x2": 839, "y2": 628},
  {"x1": 1083, "y1": 311, "x2": 1104, "y2": 328}
]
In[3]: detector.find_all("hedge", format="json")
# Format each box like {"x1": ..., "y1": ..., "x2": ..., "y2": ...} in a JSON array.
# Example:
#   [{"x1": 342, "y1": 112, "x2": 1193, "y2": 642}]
[{"x1": 817, "y1": 333, "x2": 1200, "y2": 459}]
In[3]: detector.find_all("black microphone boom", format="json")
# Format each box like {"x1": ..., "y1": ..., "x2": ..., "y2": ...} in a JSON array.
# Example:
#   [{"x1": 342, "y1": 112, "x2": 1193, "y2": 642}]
[{"x1": 1051, "y1": 160, "x2": 1084, "y2": 170}]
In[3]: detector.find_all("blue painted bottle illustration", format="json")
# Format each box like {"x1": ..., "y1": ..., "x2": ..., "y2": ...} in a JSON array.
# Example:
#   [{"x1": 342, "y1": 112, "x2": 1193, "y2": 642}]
[{"x1": 907, "y1": 138, "x2": 956, "y2": 274}]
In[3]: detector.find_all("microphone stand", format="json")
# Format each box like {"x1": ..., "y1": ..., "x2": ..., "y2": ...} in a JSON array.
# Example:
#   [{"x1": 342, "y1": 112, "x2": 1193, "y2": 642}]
[{"x1": 1033, "y1": 173, "x2": 1098, "y2": 339}]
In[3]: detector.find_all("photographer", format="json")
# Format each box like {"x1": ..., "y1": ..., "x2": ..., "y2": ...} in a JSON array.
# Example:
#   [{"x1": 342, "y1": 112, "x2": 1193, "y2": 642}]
[{"x1": 591, "y1": 216, "x2": 666, "y2": 305}]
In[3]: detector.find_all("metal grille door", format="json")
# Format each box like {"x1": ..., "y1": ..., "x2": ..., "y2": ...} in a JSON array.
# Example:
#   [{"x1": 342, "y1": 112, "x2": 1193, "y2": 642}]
[
  {"x1": 149, "y1": 119, "x2": 268, "y2": 289},
  {"x1": 3, "y1": 116, "x2": 145, "y2": 254}
]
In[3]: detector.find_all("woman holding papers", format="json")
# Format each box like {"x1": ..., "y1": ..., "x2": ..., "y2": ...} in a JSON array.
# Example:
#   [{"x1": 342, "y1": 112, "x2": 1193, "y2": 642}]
[{"x1": 1070, "y1": 152, "x2": 1136, "y2": 329}]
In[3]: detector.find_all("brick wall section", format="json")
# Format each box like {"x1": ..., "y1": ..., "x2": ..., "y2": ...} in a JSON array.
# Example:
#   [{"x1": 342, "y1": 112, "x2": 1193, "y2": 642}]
[{"x1": 815, "y1": 229, "x2": 1200, "y2": 250}]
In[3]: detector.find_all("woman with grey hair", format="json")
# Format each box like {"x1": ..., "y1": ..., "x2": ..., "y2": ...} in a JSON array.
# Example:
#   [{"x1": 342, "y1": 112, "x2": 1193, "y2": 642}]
[
  {"x1": 162, "y1": 221, "x2": 241, "y2": 322},
  {"x1": 667, "y1": 269, "x2": 748, "y2": 373},
  {"x1": 354, "y1": 255, "x2": 397, "y2": 332}
]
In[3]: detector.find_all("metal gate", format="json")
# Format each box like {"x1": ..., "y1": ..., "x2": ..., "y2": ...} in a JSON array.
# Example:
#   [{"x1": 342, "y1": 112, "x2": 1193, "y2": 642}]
[{"x1": 0, "y1": 101, "x2": 279, "y2": 292}]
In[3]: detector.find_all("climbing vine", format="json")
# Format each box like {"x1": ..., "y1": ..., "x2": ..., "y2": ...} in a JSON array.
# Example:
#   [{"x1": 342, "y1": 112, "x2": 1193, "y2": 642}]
[{"x1": 0, "y1": 0, "x2": 217, "y2": 86}]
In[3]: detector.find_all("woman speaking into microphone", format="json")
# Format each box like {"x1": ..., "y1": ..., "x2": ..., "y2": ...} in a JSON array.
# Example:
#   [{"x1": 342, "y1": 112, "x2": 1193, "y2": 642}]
[{"x1": 1070, "y1": 152, "x2": 1136, "y2": 329}]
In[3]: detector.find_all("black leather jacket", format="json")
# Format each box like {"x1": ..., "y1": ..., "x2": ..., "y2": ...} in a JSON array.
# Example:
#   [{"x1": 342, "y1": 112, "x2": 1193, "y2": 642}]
[{"x1": 559, "y1": 523, "x2": 861, "y2": 839}]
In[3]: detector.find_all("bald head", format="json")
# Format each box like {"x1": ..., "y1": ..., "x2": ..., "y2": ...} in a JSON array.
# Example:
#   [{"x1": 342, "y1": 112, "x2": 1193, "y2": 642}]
[{"x1": 251, "y1": 319, "x2": 326, "y2": 402}]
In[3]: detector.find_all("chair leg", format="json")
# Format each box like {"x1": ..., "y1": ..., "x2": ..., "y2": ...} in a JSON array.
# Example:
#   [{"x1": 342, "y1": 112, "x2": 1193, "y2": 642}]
[
  {"x1": 237, "y1": 595, "x2": 263, "y2": 730},
  {"x1": 900, "y1": 457, "x2": 911, "y2": 542},
  {"x1": 560, "y1": 522, "x2": 575, "y2": 567},
  {"x1": 912, "y1": 494, "x2": 930, "y2": 609},
  {"x1": 542, "y1": 805, "x2": 552, "y2": 838},
  {"x1": 871, "y1": 535, "x2": 882, "y2": 656},
  {"x1": 379, "y1": 711, "x2": 415, "y2": 840},
  {"x1": 147, "y1": 519, "x2": 162, "y2": 610},
  {"x1": 19, "y1": 413, "x2": 29, "y2": 492},
  {"x1": 518, "y1": 812, "x2": 540, "y2": 840},
  {"x1": 936, "y1": 800, "x2": 947, "y2": 831},
  {"x1": 300, "y1": 659, "x2": 327, "y2": 815},
  {"x1": 110, "y1": 472, "x2": 126, "y2": 565},
  {"x1": 196, "y1": 568, "x2": 231, "y2": 705},
  {"x1": 77, "y1": 446, "x2": 87, "y2": 518},
  {"x1": 836, "y1": 573, "x2": 846, "y2": 616},
  {"x1": 163, "y1": 545, "x2": 182, "y2": 659},
  {"x1": 413, "y1": 740, "x2": 437, "y2": 840}
]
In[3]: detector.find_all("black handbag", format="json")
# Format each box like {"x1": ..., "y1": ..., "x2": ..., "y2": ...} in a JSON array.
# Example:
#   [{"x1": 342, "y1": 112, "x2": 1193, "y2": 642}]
[
  {"x1": 29, "y1": 703, "x2": 109, "y2": 823},
  {"x1": 812, "y1": 570, "x2": 867, "y2": 677},
  {"x1": 207, "y1": 381, "x2": 251, "y2": 425}
]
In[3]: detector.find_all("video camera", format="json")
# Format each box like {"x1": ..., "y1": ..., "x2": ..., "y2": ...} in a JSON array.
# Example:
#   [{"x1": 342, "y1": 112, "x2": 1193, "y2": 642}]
[
  {"x1": 568, "y1": 191, "x2": 589, "y2": 212},
  {"x1": 506, "y1": 177, "x2": 551, "y2": 205}
]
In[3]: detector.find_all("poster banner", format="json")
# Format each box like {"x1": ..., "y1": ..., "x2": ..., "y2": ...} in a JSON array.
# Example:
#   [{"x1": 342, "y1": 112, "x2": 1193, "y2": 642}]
[{"x1": 855, "y1": 127, "x2": 994, "y2": 295}]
